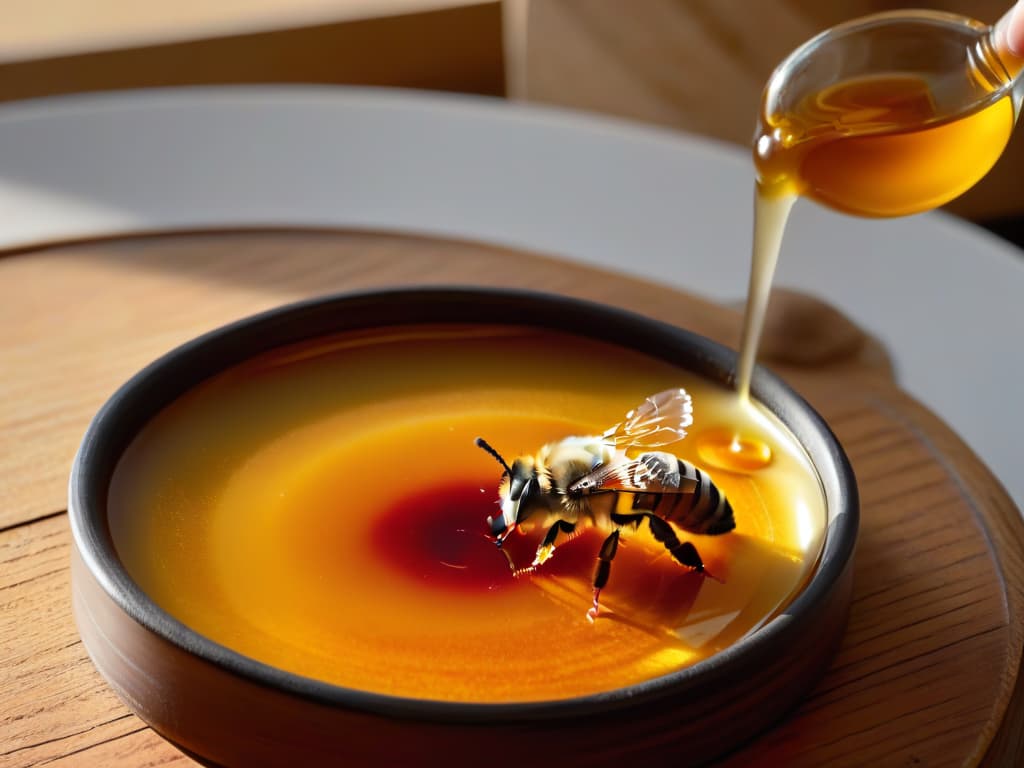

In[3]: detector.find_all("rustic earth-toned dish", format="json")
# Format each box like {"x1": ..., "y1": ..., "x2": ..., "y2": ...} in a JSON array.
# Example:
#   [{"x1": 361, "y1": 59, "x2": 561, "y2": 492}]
[{"x1": 69, "y1": 288, "x2": 857, "y2": 767}]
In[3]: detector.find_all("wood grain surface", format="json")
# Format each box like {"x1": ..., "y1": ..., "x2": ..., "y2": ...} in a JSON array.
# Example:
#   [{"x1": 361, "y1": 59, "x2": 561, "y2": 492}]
[
  {"x1": 2, "y1": 230, "x2": 1023, "y2": 766},
  {"x1": 517, "y1": 0, "x2": 1024, "y2": 222}
]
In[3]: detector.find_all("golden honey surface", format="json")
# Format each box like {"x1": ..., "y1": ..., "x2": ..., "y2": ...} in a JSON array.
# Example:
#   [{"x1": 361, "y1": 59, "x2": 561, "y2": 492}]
[{"x1": 108, "y1": 325, "x2": 826, "y2": 702}]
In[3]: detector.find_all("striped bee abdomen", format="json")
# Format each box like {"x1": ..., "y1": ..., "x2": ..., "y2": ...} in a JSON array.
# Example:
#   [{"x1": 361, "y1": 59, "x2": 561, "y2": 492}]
[{"x1": 630, "y1": 453, "x2": 735, "y2": 536}]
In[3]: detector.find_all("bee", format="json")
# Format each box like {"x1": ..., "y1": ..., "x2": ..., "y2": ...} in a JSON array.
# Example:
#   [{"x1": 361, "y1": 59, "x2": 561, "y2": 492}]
[{"x1": 475, "y1": 388, "x2": 735, "y2": 621}]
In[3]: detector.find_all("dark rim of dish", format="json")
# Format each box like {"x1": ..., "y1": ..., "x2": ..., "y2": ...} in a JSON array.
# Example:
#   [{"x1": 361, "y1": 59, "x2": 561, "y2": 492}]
[{"x1": 68, "y1": 287, "x2": 859, "y2": 723}]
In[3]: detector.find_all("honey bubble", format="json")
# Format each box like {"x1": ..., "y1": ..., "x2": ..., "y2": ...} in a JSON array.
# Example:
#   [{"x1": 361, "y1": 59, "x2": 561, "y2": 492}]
[{"x1": 696, "y1": 428, "x2": 773, "y2": 473}]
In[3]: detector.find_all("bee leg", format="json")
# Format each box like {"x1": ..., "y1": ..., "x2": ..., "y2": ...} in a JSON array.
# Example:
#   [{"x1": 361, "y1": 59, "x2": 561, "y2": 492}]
[
  {"x1": 498, "y1": 547, "x2": 517, "y2": 573},
  {"x1": 532, "y1": 520, "x2": 576, "y2": 568},
  {"x1": 610, "y1": 511, "x2": 646, "y2": 530},
  {"x1": 588, "y1": 530, "x2": 620, "y2": 623},
  {"x1": 645, "y1": 515, "x2": 719, "y2": 580}
]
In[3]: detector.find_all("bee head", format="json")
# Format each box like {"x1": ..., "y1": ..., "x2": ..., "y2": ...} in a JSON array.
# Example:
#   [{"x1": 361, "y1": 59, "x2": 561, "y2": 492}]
[
  {"x1": 492, "y1": 457, "x2": 540, "y2": 542},
  {"x1": 476, "y1": 437, "x2": 538, "y2": 545}
]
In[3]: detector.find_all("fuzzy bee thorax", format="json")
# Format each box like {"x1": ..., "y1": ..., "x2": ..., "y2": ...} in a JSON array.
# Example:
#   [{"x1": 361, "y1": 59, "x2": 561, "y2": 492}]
[{"x1": 538, "y1": 438, "x2": 614, "y2": 494}]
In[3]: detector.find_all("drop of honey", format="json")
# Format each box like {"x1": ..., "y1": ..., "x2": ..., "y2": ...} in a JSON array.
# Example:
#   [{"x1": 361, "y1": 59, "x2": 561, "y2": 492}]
[{"x1": 696, "y1": 428, "x2": 773, "y2": 472}]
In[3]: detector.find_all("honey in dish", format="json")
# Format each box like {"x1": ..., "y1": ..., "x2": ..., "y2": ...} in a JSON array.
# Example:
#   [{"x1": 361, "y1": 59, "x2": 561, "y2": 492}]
[
  {"x1": 738, "y1": 68, "x2": 1017, "y2": 399},
  {"x1": 108, "y1": 325, "x2": 826, "y2": 703}
]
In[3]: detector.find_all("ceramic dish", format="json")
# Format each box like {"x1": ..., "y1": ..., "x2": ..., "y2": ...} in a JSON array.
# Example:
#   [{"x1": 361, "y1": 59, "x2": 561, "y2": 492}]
[{"x1": 69, "y1": 288, "x2": 857, "y2": 766}]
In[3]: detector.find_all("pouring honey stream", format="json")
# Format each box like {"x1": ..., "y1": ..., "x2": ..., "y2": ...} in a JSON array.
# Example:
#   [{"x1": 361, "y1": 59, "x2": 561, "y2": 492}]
[{"x1": 723, "y1": 7, "x2": 1024, "y2": 463}]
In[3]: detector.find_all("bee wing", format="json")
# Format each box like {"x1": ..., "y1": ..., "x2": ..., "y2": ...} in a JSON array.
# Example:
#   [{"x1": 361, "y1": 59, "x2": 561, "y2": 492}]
[
  {"x1": 568, "y1": 453, "x2": 695, "y2": 495},
  {"x1": 601, "y1": 388, "x2": 693, "y2": 448}
]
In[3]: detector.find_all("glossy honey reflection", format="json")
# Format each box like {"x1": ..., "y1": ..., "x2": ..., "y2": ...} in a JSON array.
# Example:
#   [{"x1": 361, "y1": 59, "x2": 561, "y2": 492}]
[{"x1": 108, "y1": 325, "x2": 826, "y2": 702}]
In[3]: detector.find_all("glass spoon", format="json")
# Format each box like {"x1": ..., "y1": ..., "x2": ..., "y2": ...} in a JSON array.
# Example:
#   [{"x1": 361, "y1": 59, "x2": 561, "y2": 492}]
[
  {"x1": 754, "y1": 8, "x2": 1023, "y2": 216},
  {"x1": 735, "y1": 7, "x2": 1023, "y2": 402}
]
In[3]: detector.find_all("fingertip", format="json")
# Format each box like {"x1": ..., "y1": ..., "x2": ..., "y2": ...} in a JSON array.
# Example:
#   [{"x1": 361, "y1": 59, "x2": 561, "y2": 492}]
[
  {"x1": 1010, "y1": 3, "x2": 1024, "y2": 56},
  {"x1": 996, "y1": 3, "x2": 1024, "y2": 57}
]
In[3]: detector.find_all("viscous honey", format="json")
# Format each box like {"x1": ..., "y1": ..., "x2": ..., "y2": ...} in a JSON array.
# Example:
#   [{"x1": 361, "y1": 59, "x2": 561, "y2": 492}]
[
  {"x1": 738, "y1": 68, "x2": 1017, "y2": 399},
  {"x1": 108, "y1": 325, "x2": 825, "y2": 703}
]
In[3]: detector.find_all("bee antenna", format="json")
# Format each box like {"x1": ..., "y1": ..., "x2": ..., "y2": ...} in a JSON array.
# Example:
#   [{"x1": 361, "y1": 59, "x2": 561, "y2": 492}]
[{"x1": 475, "y1": 437, "x2": 513, "y2": 476}]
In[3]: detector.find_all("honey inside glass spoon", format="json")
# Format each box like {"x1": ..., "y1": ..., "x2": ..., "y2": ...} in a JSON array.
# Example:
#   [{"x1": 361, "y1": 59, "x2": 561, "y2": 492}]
[
  {"x1": 735, "y1": 8, "x2": 1023, "y2": 400},
  {"x1": 755, "y1": 9, "x2": 1023, "y2": 214}
]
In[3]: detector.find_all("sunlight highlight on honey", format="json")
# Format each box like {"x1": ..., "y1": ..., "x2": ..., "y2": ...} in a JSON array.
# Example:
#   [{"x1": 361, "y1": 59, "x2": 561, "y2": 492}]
[{"x1": 108, "y1": 326, "x2": 826, "y2": 703}]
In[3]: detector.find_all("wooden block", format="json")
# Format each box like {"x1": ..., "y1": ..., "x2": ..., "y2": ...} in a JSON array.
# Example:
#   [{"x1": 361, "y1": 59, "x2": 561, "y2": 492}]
[{"x1": 0, "y1": 2, "x2": 504, "y2": 103}]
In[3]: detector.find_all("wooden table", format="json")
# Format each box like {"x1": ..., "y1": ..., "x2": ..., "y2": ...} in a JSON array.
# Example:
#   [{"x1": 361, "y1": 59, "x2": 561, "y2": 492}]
[{"x1": 3, "y1": 230, "x2": 1023, "y2": 766}]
